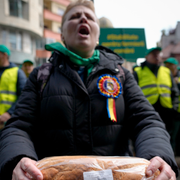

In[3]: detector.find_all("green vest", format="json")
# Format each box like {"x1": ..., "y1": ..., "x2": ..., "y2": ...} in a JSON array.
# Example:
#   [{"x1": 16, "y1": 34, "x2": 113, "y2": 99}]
[
  {"x1": 177, "y1": 77, "x2": 180, "y2": 113},
  {"x1": 0, "y1": 67, "x2": 18, "y2": 115},
  {"x1": 135, "y1": 66, "x2": 172, "y2": 108}
]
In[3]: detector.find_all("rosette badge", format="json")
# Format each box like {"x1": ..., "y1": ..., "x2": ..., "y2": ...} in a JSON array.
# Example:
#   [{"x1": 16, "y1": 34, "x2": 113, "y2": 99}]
[{"x1": 97, "y1": 74, "x2": 122, "y2": 122}]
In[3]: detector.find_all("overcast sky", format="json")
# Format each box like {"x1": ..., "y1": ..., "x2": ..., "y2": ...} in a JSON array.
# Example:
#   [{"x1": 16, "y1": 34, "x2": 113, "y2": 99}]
[{"x1": 94, "y1": 0, "x2": 180, "y2": 49}]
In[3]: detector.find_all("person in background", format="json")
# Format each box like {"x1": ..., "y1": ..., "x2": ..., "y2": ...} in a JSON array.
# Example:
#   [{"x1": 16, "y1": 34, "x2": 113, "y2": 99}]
[
  {"x1": 132, "y1": 64, "x2": 139, "y2": 73},
  {"x1": 21, "y1": 59, "x2": 34, "y2": 78},
  {"x1": 164, "y1": 57, "x2": 180, "y2": 154},
  {"x1": 177, "y1": 66, "x2": 180, "y2": 71},
  {"x1": 0, "y1": 1, "x2": 178, "y2": 180},
  {"x1": 133, "y1": 47, "x2": 179, "y2": 133},
  {"x1": 0, "y1": 45, "x2": 26, "y2": 130}
]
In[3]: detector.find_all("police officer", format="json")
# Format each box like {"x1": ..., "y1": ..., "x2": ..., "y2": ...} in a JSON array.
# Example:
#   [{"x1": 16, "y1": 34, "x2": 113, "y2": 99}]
[
  {"x1": 0, "y1": 45, "x2": 26, "y2": 129},
  {"x1": 133, "y1": 47, "x2": 179, "y2": 133},
  {"x1": 164, "y1": 57, "x2": 180, "y2": 154}
]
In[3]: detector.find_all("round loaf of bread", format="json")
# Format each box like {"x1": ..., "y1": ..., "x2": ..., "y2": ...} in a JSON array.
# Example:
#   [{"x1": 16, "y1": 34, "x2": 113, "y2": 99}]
[{"x1": 35, "y1": 156, "x2": 160, "y2": 180}]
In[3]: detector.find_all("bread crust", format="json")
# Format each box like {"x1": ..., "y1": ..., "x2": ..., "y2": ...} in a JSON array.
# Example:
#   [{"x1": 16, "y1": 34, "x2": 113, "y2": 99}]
[{"x1": 34, "y1": 156, "x2": 160, "y2": 180}]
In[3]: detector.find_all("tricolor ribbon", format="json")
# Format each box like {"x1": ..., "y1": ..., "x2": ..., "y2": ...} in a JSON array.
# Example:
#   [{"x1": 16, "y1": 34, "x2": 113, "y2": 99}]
[{"x1": 97, "y1": 74, "x2": 122, "y2": 122}]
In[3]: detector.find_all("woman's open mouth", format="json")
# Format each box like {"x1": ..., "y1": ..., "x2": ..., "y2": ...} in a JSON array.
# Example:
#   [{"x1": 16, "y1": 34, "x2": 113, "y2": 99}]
[{"x1": 78, "y1": 25, "x2": 89, "y2": 36}]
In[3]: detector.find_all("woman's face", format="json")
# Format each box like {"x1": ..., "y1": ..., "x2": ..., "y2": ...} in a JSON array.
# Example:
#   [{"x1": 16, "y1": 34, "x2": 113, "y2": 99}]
[{"x1": 61, "y1": 5, "x2": 100, "y2": 58}]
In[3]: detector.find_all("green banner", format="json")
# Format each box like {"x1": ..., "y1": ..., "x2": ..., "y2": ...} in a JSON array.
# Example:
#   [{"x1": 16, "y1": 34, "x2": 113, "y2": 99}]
[{"x1": 99, "y1": 28, "x2": 147, "y2": 62}]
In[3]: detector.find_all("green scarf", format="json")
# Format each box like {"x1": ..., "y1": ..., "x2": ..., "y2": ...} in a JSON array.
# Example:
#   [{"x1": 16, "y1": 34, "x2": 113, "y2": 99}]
[{"x1": 45, "y1": 42, "x2": 100, "y2": 76}]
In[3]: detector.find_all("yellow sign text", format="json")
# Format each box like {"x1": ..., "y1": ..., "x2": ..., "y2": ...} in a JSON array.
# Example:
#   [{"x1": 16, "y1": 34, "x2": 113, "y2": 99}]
[
  {"x1": 101, "y1": 41, "x2": 145, "y2": 47},
  {"x1": 114, "y1": 48, "x2": 135, "y2": 54},
  {"x1": 107, "y1": 34, "x2": 139, "y2": 40}
]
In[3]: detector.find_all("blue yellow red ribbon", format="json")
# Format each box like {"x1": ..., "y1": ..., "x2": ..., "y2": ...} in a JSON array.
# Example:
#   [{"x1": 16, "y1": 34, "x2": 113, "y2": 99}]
[{"x1": 97, "y1": 74, "x2": 122, "y2": 122}]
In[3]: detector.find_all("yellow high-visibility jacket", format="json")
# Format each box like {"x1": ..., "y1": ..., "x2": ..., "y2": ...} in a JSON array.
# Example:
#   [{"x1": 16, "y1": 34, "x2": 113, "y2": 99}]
[
  {"x1": 0, "y1": 67, "x2": 18, "y2": 115},
  {"x1": 135, "y1": 66, "x2": 172, "y2": 109}
]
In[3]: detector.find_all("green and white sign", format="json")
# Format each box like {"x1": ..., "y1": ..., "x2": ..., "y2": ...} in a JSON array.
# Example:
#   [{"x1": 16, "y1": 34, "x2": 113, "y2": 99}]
[{"x1": 99, "y1": 28, "x2": 147, "y2": 62}]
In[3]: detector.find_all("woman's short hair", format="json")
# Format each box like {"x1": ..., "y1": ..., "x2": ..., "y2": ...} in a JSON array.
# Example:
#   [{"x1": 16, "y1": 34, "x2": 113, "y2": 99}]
[{"x1": 61, "y1": 0, "x2": 98, "y2": 29}]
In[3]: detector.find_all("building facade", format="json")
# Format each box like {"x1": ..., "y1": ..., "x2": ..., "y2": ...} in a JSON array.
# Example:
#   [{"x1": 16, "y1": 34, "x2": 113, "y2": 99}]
[
  {"x1": 160, "y1": 21, "x2": 180, "y2": 63},
  {"x1": 0, "y1": 0, "x2": 43, "y2": 65},
  {"x1": 36, "y1": 0, "x2": 74, "y2": 65}
]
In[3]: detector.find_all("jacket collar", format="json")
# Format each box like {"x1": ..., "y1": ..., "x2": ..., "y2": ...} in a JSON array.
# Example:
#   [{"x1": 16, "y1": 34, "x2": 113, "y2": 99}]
[
  {"x1": 50, "y1": 46, "x2": 124, "y2": 74},
  {"x1": 48, "y1": 47, "x2": 124, "y2": 94},
  {"x1": 141, "y1": 60, "x2": 160, "y2": 67},
  {"x1": 95, "y1": 45, "x2": 124, "y2": 73},
  {"x1": 0, "y1": 62, "x2": 16, "y2": 70}
]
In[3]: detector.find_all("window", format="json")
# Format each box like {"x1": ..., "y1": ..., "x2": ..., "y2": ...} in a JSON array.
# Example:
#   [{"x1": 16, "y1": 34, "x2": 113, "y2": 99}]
[
  {"x1": 22, "y1": 1, "x2": 29, "y2": 20},
  {"x1": 9, "y1": 31, "x2": 17, "y2": 49},
  {"x1": 9, "y1": 0, "x2": 22, "y2": 17},
  {"x1": 57, "y1": 8, "x2": 64, "y2": 16},
  {"x1": 58, "y1": 27, "x2": 61, "y2": 33},
  {"x1": 9, "y1": 32, "x2": 22, "y2": 51},
  {"x1": 36, "y1": 39, "x2": 44, "y2": 49},
  {"x1": 16, "y1": 32, "x2": 22, "y2": 51},
  {"x1": 9, "y1": 0, "x2": 29, "y2": 20},
  {"x1": 46, "y1": 38, "x2": 55, "y2": 45},
  {"x1": 2, "y1": 30, "x2": 8, "y2": 45},
  {"x1": 39, "y1": 14, "x2": 43, "y2": 28},
  {"x1": 30, "y1": 38, "x2": 34, "y2": 53}
]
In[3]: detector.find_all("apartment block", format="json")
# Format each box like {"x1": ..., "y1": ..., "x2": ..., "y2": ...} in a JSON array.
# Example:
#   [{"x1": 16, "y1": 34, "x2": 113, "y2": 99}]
[
  {"x1": 0, "y1": 0, "x2": 43, "y2": 65},
  {"x1": 160, "y1": 21, "x2": 180, "y2": 63},
  {"x1": 36, "y1": 0, "x2": 74, "y2": 65}
]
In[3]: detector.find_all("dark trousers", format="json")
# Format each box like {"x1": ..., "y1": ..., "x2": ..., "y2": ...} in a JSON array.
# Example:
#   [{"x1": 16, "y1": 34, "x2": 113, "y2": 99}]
[
  {"x1": 170, "y1": 113, "x2": 180, "y2": 155},
  {"x1": 170, "y1": 119, "x2": 180, "y2": 153},
  {"x1": 153, "y1": 100, "x2": 180, "y2": 155},
  {"x1": 153, "y1": 101, "x2": 175, "y2": 133}
]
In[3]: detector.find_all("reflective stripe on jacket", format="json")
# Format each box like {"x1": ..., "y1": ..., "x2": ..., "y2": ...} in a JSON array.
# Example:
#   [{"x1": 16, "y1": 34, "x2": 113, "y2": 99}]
[
  {"x1": 135, "y1": 66, "x2": 172, "y2": 108},
  {"x1": 0, "y1": 67, "x2": 18, "y2": 115}
]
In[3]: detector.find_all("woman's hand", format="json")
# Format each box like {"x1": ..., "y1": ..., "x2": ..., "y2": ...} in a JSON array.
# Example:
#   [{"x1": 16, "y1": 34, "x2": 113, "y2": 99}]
[
  {"x1": 12, "y1": 157, "x2": 43, "y2": 180},
  {"x1": 146, "y1": 156, "x2": 176, "y2": 180}
]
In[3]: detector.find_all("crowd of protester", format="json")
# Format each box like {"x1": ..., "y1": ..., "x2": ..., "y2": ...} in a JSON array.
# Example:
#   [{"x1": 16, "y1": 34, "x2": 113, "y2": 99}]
[{"x1": 0, "y1": 1, "x2": 179, "y2": 179}]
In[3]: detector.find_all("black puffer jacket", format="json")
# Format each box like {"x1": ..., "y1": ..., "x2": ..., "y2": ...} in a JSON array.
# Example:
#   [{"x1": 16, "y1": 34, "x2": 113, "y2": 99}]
[{"x1": 0, "y1": 46, "x2": 178, "y2": 179}]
